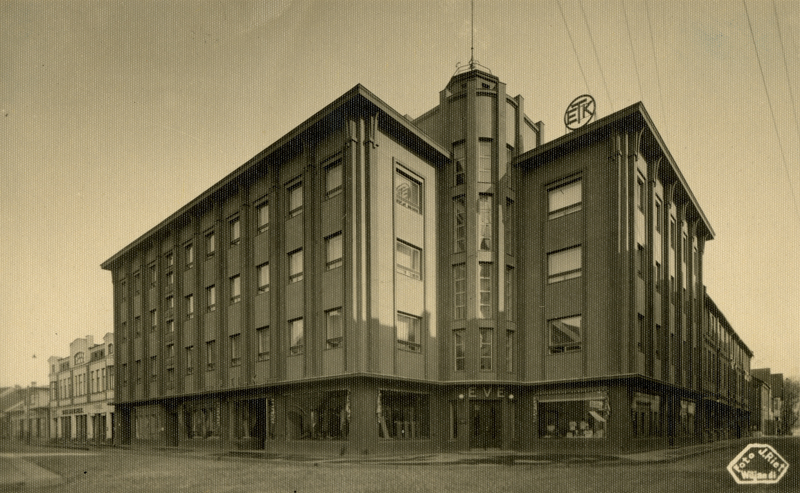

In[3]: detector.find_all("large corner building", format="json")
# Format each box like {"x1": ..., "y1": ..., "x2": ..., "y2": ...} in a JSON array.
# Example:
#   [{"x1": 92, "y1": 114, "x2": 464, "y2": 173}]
[{"x1": 102, "y1": 68, "x2": 753, "y2": 454}]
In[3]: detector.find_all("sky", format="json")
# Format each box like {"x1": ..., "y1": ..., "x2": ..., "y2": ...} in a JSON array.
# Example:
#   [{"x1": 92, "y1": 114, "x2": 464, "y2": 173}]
[{"x1": 1, "y1": 0, "x2": 798, "y2": 388}]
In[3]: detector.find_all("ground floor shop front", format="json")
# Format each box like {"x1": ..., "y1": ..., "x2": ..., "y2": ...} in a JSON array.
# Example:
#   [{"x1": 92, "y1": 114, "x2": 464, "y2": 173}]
[
  {"x1": 51, "y1": 402, "x2": 114, "y2": 444},
  {"x1": 114, "y1": 375, "x2": 749, "y2": 455}
]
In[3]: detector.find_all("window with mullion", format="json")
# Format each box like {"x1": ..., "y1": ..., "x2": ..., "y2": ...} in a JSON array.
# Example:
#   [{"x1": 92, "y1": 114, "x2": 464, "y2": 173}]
[
  {"x1": 396, "y1": 312, "x2": 421, "y2": 352},
  {"x1": 453, "y1": 195, "x2": 466, "y2": 253},
  {"x1": 453, "y1": 329, "x2": 465, "y2": 371},
  {"x1": 478, "y1": 262, "x2": 493, "y2": 318},
  {"x1": 480, "y1": 328, "x2": 493, "y2": 370}
]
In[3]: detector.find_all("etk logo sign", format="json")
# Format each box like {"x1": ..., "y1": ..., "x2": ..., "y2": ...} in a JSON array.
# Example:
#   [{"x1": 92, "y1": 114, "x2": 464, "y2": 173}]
[{"x1": 727, "y1": 443, "x2": 789, "y2": 485}]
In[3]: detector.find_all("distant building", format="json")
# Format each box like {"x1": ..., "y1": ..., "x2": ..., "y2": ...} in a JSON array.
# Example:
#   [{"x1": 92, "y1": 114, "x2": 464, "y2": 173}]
[
  {"x1": 749, "y1": 374, "x2": 772, "y2": 435},
  {"x1": 752, "y1": 368, "x2": 784, "y2": 435},
  {"x1": 0, "y1": 385, "x2": 50, "y2": 442},
  {"x1": 48, "y1": 334, "x2": 115, "y2": 443},
  {"x1": 102, "y1": 67, "x2": 754, "y2": 454}
]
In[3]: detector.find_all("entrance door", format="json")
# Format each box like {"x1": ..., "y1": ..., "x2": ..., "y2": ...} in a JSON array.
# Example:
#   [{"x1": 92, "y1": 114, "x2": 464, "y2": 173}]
[{"x1": 469, "y1": 400, "x2": 502, "y2": 449}]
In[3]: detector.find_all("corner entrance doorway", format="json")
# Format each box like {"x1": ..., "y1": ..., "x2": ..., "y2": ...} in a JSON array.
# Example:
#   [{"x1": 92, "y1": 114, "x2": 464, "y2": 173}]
[{"x1": 469, "y1": 400, "x2": 502, "y2": 449}]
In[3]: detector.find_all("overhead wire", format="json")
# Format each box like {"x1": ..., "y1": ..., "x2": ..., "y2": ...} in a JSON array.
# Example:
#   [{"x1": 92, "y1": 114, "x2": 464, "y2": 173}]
[
  {"x1": 556, "y1": 0, "x2": 591, "y2": 95},
  {"x1": 743, "y1": 0, "x2": 800, "y2": 222},
  {"x1": 644, "y1": 1, "x2": 668, "y2": 132},
  {"x1": 577, "y1": 0, "x2": 614, "y2": 112},
  {"x1": 772, "y1": 0, "x2": 800, "y2": 196},
  {"x1": 622, "y1": 0, "x2": 645, "y2": 104}
]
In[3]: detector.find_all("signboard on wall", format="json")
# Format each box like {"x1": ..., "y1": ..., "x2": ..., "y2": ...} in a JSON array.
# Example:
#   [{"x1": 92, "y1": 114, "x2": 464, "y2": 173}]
[{"x1": 564, "y1": 95, "x2": 596, "y2": 130}]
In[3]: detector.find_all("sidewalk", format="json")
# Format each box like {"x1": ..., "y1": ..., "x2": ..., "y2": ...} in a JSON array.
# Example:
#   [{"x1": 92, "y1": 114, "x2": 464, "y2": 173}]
[{"x1": 0, "y1": 455, "x2": 63, "y2": 491}]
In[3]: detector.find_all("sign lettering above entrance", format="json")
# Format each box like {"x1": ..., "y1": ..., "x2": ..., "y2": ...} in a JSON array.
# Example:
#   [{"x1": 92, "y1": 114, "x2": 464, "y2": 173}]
[
  {"x1": 727, "y1": 443, "x2": 789, "y2": 485},
  {"x1": 467, "y1": 386, "x2": 506, "y2": 399},
  {"x1": 564, "y1": 94, "x2": 596, "y2": 130}
]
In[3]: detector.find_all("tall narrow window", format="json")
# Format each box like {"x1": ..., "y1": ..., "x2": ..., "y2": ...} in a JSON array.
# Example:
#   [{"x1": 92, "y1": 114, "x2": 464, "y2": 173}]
[
  {"x1": 396, "y1": 241, "x2": 422, "y2": 279},
  {"x1": 206, "y1": 285, "x2": 216, "y2": 312},
  {"x1": 289, "y1": 318, "x2": 304, "y2": 355},
  {"x1": 505, "y1": 198, "x2": 515, "y2": 256},
  {"x1": 257, "y1": 200, "x2": 269, "y2": 233},
  {"x1": 453, "y1": 263, "x2": 466, "y2": 320},
  {"x1": 453, "y1": 329, "x2": 465, "y2": 371},
  {"x1": 548, "y1": 245, "x2": 582, "y2": 283},
  {"x1": 548, "y1": 316, "x2": 582, "y2": 353},
  {"x1": 506, "y1": 329, "x2": 515, "y2": 373},
  {"x1": 134, "y1": 316, "x2": 141, "y2": 337},
  {"x1": 478, "y1": 140, "x2": 492, "y2": 183},
  {"x1": 453, "y1": 195, "x2": 466, "y2": 253},
  {"x1": 326, "y1": 232, "x2": 343, "y2": 270},
  {"x1": 229, "y1": 216, "x2": 241, "y2": 246},
  {"x1": 396, "y1": 312, "x2": 421, "y2": 352},
  {"x1": 287, "y1": 180, "x2": 303, "y2": 217},
  {"x1": 326, "y1": 308, "x2": 343, "y2": 349},
  {"x1": 206, "y1": 341, "x2": 216, "y2": 370},
  {"x1": 134, "y1": 271, "x2": 141, "y2": 295},
  {"x1": 325, "y1": 160, "x2": 343, "y2": 199},
  {"x1": 166, "y1": 319, "x2": 174, "y2": 333},
  {"x1": 548, "y1": 179, "x2": 582, "y2": 218},
  {"x1": 505, "y1": 266, "x2": 515, "y2": 321},
  {"x1": 257, "y1": 263, "x2": 270, "y2": 293},
  {"x1": 655, "y1": 199, "x2": 663, "y2": 233},
  {"x1": 229, "y1": 275, "x2": 241, "y2": 304},
  {"x1": 120, "y1": 279, "x2": 127, "y2": 302},
  {"x1": 670, "y1": 217, "x2": 677, "y2": 249},
  {"x1": 185, "y1": 243, "x2": 194, "y2": 269},
  {"x1": 480, "y1": 328, "x2": 493, "y2": 370},
  {"x1": 478, "y1": 194, "x2": 492, "y2": 251},
  {"x1": 479, "y1": 262, "x2": 493, "y2": 318},
  {"x1": 636, "y1": 176, "x2": 645, "y2": 211},
  {"x1": 636, "y1": 244, "x2": 645, "y2": 278},
  {"x1": 230, "y1": 334, "x2": 241, "y2": 366},
  {"x1": 453, "y1": 142, "x2": 465, "y2": 185},
  {"x1": 149, "y1": 264, "x2": 157, "y2": 287},
  {"x1": 185, "y1": 295, "x2": 194, "y2": 319},
  {"x1": 205, "y1": 231, "x2": 215, "y2": 257},
  {"x1": 257, "y1": 326, "x2": 270, "y2": 361},
  {"x1": 638, "y1": 314, "x2": 646, "y2": 352},
  {"x1": 150, "y1": 309, "x2": 158, "y2": 332},
  {"x1": 655, "y1": 262, "x2": 662, "y2": 292},
  {"x1": 395, "y1": 169, "x2": 421, "y2": 213},
  {"x1": 288, "y1": 249, "x2": 304, "y2": 283}
]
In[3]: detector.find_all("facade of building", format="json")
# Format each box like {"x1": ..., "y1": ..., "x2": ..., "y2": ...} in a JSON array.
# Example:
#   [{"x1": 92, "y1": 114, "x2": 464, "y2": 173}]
[
  {"x1": 1, "y1": 386, "x2": 50, "y2": 442},
  {"x1": 752, "y1": 368, "x2": 784, "y2": 435},
  {"x1": 48, "y1": 334, "x2": 115, "y2": 443},
  {"x1": 102, "y1": 68, "x2": 753, "y2": 454},
  {"x1": 749, "y1": 375, "x2": 773, "y2": 435}
]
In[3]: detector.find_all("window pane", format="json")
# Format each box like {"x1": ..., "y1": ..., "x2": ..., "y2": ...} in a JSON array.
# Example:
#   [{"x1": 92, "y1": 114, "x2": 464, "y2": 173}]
[
  {"x1": 326, "y1": 233, "x2": 343, "y2": 269},
  {"x1": 549, "y1": 316, "x2": 582, "y2": 353},
  {"x1": 478, "y1": 195, "x2": 492, "y2": 251},
  {"x1": 206, "y1": 232, "x2": 215, "y2": 256},
  {"x1": 257, "y1": 202, "x2": 269, "y2": 232},
  {"x1": 453, "y1": 196, "x2": 466, "y2": 253},
  {"x1": 230, "y1": 218, "x2": 240, "y2": 244},
  {"x1": 480, "y1": 328, "x2": 493, "y2": 370},
  {"x1": 548, "y1": 179, "x2": 582, "y2": 218},
  {"x1": 258, "y1": 263, "x2": 270, "y2": 292},
  {"x1": 454, "y1": 143, "x2": 465, "y2": 186},
  {"x1": 479, "y1": 262, "x2": 492, "y2": 318},
  {"x1": 206, "y1": 285, "x2": 216, "y2": 311},
  {"x1": 397, "y1": 313, "x2": 421, "y2": 352},
  {"x1": 230, "y1": 275, "x2": 241, "y2": 303},
  {"x1": 454, "y1": 329, "x2": 465, "y2": 371},
  {"x1": 257, "y1": 327, "x2": 270, "y2": 360},
  {"x1": 288, "y1": 181, "x2": 303, "y2": 216},
  {"x1": 326, "y1": 308, "x2": 343, "y2": 349},
  {"x1": 548, "y1": 246, "x2": 582, "y2": 283},
  {"x1": 453, "y1": 264, "x2": 466, "y2": 319},
  {"x1": 289, "y1": 319, "x2": 304, "y2": 355},
  {"x1": 478, "y1": 140, "x2": 492, "y2": 183},
  {"x1": 326, "y1": 161, "x2": 342, "y2": 198},
  {"x1": 395, "y1": 170, "x2": 421, "y2": 212},
  {"x1": 396, "y1": 241, "x2": 421, "y2": 279},
  {"x1": 289, "y1": 249, "x2": 304, "y2": 282}
]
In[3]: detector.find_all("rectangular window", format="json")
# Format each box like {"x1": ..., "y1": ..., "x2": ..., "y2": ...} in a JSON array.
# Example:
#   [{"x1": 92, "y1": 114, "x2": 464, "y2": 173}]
[
  {"x1": 548, "y1": 315, "x2": 582, "y2": 353},
  {"x1": 206, "y1": 285, "x2": 216, "y2": 312},
  {"x1": 134, "y1": 316, "x2": 141, "y2": 337},
  {"x1": 120, "y1": 279, "x2": 127, "y2": 302},
  {"x1": 548, "y1": 245, "x2": 582, "y2": 283},
  {"x1": 670, "y1": 217, "x2": 676, "y2": 249},
  {"x1": 453, "y1": 195, "x2": 466, "y2": 253},
  {"x1": 185, "y1": 294, "x2": 194, "y2": 319},
  {"x1": 166, "y1": 271, "x2": 175, "y2": 286},
  {"x1": 479, "y1": 262, "x2": 493, "y2": 318},
  {"x1": 136, "y1": 360, "x2": 142, "y2": 383},
  {"x1": 638, "y1": 314, "x2": 646, "y2": 352},
  {"x1": 229, "y1": 216, "x2": 241, "y2": 246},
  {"x1": 166, "y1": 367, "x2": 175, "y2": 385},
  {"x1": 149, "y1": 264, "x2": 157, "y2": 287},
  {"x1": 480, "y1": 328, "x2": 493, "y2": 370},
  {"x1": 636, "y1": 244, "x2": 645, "y2": 278},
  {"x1": 396, "y1": 312, "x2": 421, "y2": 352},
  {"x1": 655, "y1": 198, "x2": 663, "y2": 233},
  {"x1": 287, "y1": 180, "x2": 303, "y2": 217},
  {"x1": 166, "y1": 252, "x2": 174, "y2": 267},
  {"x1": 548, "y1": 179, "x2": 582, "y2": 218},
  {"x1": 166, "y1": 343, "x2": 175, "y2": 358},
  {"x1": 325, "y1": 160, "x2": 343, "y2": 198},
  {"x1": 326, "y1": 232, "x2": 343, "y2": 270},
  {"x1": 453, "y1": 142, "x2": 465, "y2": 186},
  {"x1": 453, "y1": 263, "x2": 466, "y2": 320},
  {"x1": 478, "y1": 139, "x2": 492, "y2": 183},
  {"x1": 257, "y1": 263, "x2": 270, "y2": 293},
  {"x1": 376, "y1": 390, "x2": 430, "y2": 439},
  {"x1": 655, "y1": 262, "x2": 662, "y2": 292},
  {"x1": 453, "y1": 329, "x2": 465, "y2": 371},
  {"x1": 166, "y1": 319, "x2": 174, "y2": 333},
  {"x1": 396, "y1": 241, "x2": 422, "y2": 280},
  {"x1": 230, "y1": 334, "x2": 241, "y2": 366},
  {"x1": 185, "y1": 243, "x2": 194, "y2": 269},
  {"x1": 506, "y1": 329, "x2": 515, "y2": 373},
  {"x1": 288, "y1": 249, "x2": 304, "y2": 283},
  {"x1": 257, "y1": 326, "x2": 270, "y2": 361},
  {"x1": 134, "y1": 271, "x2": 141, "y2": 295},
  {"x1": 257, "y1": 200, "x2": 269, "y2": 233},
  {"x1": 505, "y1": 266, "x2": 515, "y2": 321},
  {"x1": 636, "y1": 175, "x2": 645, "y2": 211},
  {"x1": 477, "y1": 194, "x2": 492, "y2": 251},
  {"x1": 206, "y1": 340, "x2": 216, "y2": 371},
  {"x1": 205, "y1": 231, "x2": 215, "y2": 257},
  {"x1": 326, "y1": 308, "x2": 343, "y2": 349},
  {"x1": 150, "y1": 309, "x2": 158, "y2": 332},
  {"x1": 395, "y1": 169, "x2": 421, "y2": 213},
  {"x1": 229, "y1": 275, "x2": 241, "y2": 304},
  {"x1": 185, "y1": 346, "x2": 194, "y2": 374},
  {"x1": 289, "y1": 318, "x2": 304, "y2": 355},
  {"x1": 505, "y1": 198, "x2": 515, "y2": 256}
]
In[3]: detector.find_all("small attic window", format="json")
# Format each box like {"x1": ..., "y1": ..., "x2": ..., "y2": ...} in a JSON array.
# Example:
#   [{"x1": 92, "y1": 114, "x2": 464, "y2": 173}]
[{"x1": 482, "y1": 83, "x2": 491, "y2": 89}]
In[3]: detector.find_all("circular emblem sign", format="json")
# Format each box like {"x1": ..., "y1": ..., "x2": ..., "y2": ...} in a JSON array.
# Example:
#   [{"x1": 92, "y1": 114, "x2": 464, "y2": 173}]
[
  {"x1": 727, "y1": 443, "x2": 789, "y2": 485},
  {"x1": 564, "y1": 94, "x2": 596, "y2": 130}
]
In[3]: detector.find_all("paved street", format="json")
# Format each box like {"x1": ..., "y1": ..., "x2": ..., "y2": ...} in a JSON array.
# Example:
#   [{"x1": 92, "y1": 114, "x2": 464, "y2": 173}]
[{"x1": 1, "y1": 436, "x2": 798, "y2": 492}]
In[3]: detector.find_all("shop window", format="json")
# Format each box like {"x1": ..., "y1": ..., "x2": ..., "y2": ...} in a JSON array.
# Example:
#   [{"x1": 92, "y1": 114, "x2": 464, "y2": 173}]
[
  {"x1": 548, "y1": 316, "x2": 581, "y2": 354},
  {"x1": 376, "y1": 390, "x2": 430, "y2": 439},
  {"x1": 286, "y1": 390, "x2": 350, "y2": 440},
  {"x1": 232, "y1": 398, "x2": 271, "y2": 441},
  {"x1": 548, "y1": 179, "x2": 582, "y2": 219},
  {"x1": 680, "y1": 400, "x2": 696, "y2": 436},
  {"x1": 539, "y1": 398, "x2": 608, "y2": 439},
  {"x1": 631, "y1": 393, "x2": 662, "y2": 437},
  {"x1": 184, "y1": 401, "x2": 220, "y2": 439}
]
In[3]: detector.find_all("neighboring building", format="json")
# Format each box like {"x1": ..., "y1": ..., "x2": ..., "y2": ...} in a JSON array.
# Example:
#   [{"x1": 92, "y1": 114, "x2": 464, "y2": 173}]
[
  {"x1": 0, "y1": 385, "x2": 50, "y2": 442},
  {"x1": 48, "y1": 334, "x2": 115, "y2": 443},
  {"x1": 102, "y1": 67, "x2": 753, "y2": 454},
  {"x1": 750, "y1": 375, "x2": 773, "y2": 435},
  {"x1": 752, "y1": 368, "x2": 784, "y2": 435}
]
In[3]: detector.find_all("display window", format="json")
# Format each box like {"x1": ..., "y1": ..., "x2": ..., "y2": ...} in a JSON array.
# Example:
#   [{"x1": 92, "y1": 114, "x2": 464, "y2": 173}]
[
  {"x1": 286, "y1": 390, "x2": 350, "y2": 440},
  {"x1": 376, "y1": 390, "x2": 430, "y2": 439},
  {"x1": 538, "y1": 394, "x2": 608, "y2": 439}
]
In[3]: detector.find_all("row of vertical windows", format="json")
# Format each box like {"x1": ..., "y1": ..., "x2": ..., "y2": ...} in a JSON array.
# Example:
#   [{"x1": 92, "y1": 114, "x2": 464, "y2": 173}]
[
  {"x1": 451, "y1": 263, "x2": 516, "y2": 321},
  {"x1": 451, "y1": 140, "x2": 493, "y2": 185}
]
